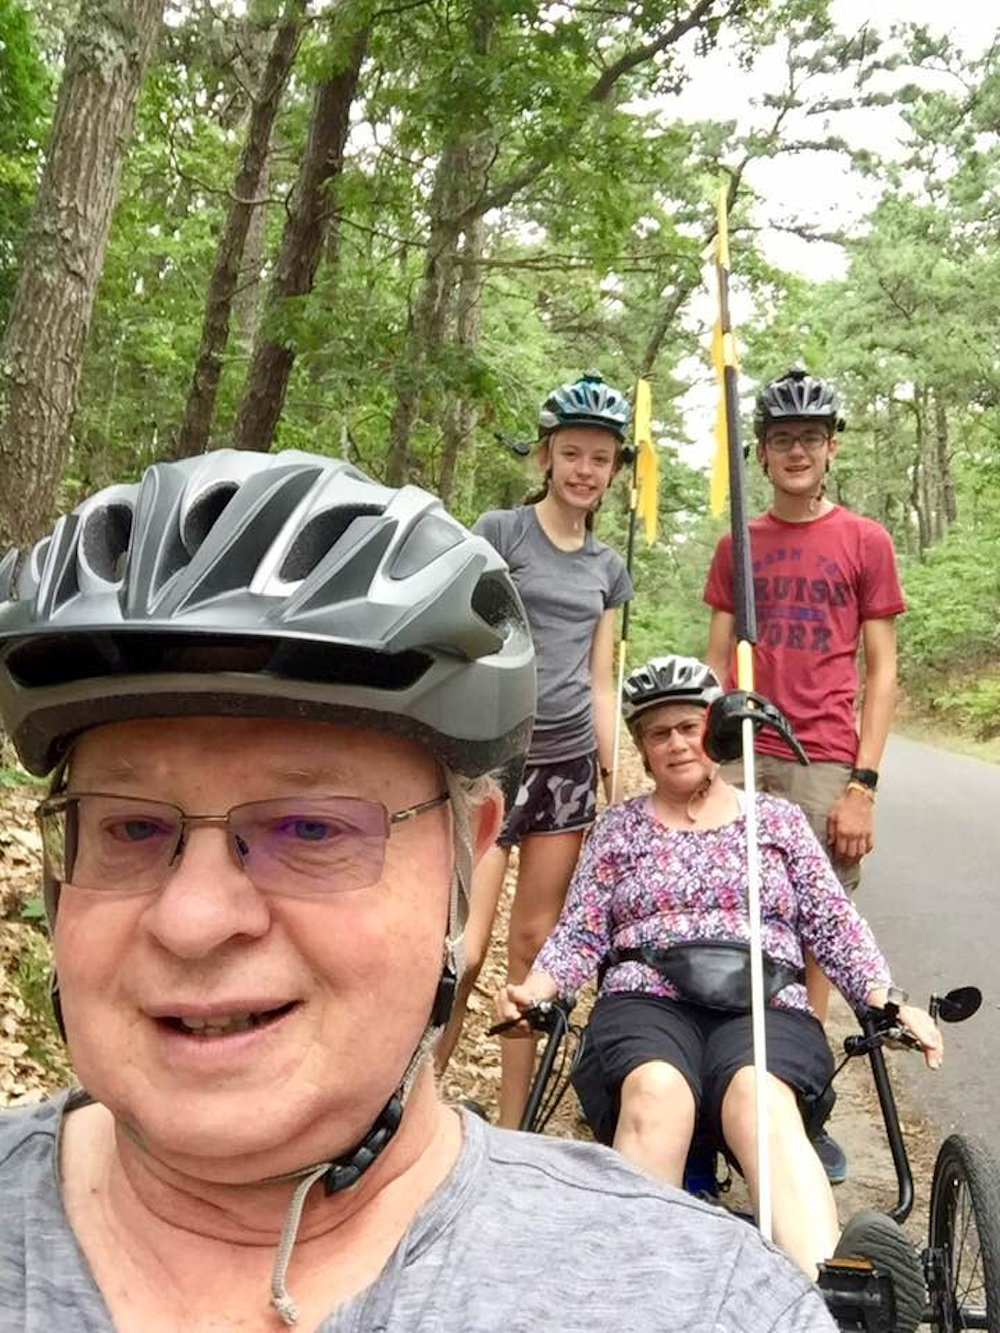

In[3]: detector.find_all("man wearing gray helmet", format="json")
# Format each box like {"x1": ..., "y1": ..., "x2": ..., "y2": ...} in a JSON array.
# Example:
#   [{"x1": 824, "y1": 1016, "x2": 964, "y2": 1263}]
[{"x1": 0, "y1": 452, "x2": 833, "y2": 1330}]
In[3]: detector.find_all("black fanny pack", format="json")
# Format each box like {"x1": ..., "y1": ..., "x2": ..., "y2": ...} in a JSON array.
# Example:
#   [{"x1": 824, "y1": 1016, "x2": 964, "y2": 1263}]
[{"x1": 598, "y1": 941, "x2": 804, "y2": 1013}]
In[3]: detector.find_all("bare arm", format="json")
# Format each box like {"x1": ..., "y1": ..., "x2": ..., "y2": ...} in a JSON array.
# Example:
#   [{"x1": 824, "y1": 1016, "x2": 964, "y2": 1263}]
[
  {"x1": 827, "y1": 617, "x2": 899, "y2": 862},
  {"x1": 706, "y1": 608, "x2": 735, "y2": 684},
  {"x1": 855, "y1": 617, "x2": 898, "y2": 770},
  {"x1": 590, "y1": 607, "x2": 619, "y2": 798}
]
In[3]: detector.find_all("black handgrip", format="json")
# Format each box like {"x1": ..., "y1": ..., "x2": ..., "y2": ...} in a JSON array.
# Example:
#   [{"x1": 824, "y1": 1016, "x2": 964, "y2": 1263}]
[
  {"x1": 488, "y1": 1000, "x2": 556, "y2": 1037},
  {"x1": 704, "y1": 690, "x2": 809, "y2": 766}
]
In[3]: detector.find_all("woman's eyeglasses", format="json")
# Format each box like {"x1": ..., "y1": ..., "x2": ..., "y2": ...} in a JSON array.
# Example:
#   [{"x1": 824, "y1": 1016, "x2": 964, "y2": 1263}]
[{"x1": 36, "y1": 791, "x2": 450, "y2": 898}]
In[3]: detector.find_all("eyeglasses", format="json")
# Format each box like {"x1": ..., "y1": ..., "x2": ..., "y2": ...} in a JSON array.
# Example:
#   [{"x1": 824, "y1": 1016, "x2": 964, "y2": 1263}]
[
  {"x1": 764, "y1": 427, "x2": 830, "y2": 452},
  {"x1": 36, "y1": 792, "x2": 450, "y2": 898}
]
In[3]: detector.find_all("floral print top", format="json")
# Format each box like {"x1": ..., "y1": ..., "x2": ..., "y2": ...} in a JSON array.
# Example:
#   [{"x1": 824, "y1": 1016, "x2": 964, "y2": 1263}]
[{"x1": 534, "y1": 792, "x2": 892, "y2": 1016}]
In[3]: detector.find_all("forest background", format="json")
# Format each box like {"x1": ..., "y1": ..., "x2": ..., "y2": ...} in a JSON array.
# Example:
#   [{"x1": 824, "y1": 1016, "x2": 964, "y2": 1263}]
[{"x1": 2, "y1": 0, "x2": 1000, "y2": 746}]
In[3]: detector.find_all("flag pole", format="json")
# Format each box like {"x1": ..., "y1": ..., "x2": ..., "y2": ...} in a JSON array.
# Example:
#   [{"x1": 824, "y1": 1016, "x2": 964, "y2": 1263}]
[
  {"x1": 713, "y1": 182, "x2": 772, "y2": 1240},
  {"x1": 610, "y1": 408, "x2": 641, "y2": 803},
  {"x1": 611, "y1": 380, "x2": 656, "y2": 802}
]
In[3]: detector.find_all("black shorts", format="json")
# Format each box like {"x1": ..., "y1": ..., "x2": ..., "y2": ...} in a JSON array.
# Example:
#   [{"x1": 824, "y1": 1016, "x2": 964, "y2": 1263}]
[
  {"x1": 572, "y1": 992, "x2": 833, "y2": 1147},
  {"x1": 497, "y1": 752, "x2": 598, "y2": 848}
]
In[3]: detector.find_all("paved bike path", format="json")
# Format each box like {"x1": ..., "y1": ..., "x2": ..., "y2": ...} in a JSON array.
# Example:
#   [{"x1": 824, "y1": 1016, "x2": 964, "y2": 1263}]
[{"x1": 860, "y1": 733, "x2": 999, "y2": 1155}]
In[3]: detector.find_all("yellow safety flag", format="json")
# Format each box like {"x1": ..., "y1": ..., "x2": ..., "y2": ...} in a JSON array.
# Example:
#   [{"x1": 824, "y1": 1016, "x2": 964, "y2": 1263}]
[
  {"x1": 633, "y1": 377, "x2": 658, "y2": 544},
  {"x1": 709, "y1": 187, "x2": 738, "y2": 518},
  {"x1": 709, "y1": 321, "x2": 729, "y2": 518}
]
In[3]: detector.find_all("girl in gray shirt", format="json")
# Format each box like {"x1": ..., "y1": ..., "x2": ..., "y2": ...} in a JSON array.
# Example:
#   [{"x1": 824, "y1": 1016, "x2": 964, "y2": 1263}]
[{"x1": 436, "y1": 374, "x2": 633, "y2": 1128}]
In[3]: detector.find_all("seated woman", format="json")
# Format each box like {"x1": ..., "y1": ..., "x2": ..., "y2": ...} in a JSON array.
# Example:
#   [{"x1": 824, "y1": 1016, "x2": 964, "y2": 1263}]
[{"x1": 495, "y1": 654, "x2": 942, "y2": 1278}]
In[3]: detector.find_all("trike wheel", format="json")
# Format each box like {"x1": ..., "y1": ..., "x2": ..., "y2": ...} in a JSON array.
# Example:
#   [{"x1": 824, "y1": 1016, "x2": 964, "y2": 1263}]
[
  {"x1": 834, "y1": 1209, "x2": 925, "y2": 1333},
  {"x1": 929, "y1": 1134, "x2": 1000, "y2": 1330}
]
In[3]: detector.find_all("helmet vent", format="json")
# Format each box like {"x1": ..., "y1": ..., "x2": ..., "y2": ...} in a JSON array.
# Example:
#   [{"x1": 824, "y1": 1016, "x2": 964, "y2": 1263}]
[
  {"x1": 81, "y1": 504, "x2": 133, "y2": 584},
  {"x1": 5, "y1": 631, "x2": 431, "y2": 693},
  {"x1": 471, "y1": 571, "x2": 521, "y2": 632},
  {"x1": 181, "y1": 483, "x2": 239, "y2": 557},
  {"x1": 389, "y1": 514, "x2": 463, "y2": 580},
  {"x1": 280, "y1": 505, "x2": 384, "y2": 582}
]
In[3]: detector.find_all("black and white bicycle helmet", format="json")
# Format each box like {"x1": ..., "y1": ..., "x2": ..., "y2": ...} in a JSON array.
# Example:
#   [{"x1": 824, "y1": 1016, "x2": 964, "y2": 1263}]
[
  {"x1": 754, "y1": 367, "x2": 845, "y2": 439},
  {"x1": 622, "y1": 655, "x2": 721, "y2": 731},
  {"x1": 538, "y1": 372, "x2": 631, "y2": 442}
]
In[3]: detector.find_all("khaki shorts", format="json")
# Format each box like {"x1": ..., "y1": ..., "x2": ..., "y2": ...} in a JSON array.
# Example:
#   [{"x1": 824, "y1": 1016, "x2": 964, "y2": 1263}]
[{"x1": 722, "y1": 755, "x2": 861, "y2": 892}]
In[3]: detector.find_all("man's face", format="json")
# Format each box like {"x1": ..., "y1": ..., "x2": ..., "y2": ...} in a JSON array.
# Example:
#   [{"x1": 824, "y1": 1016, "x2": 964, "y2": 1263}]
[
  {"x1": 52, "y1": 716, "x2": 462, "y2": 1178},
  {"x1": 757, "y1": 418, "x2": 837, "y2": 497}
]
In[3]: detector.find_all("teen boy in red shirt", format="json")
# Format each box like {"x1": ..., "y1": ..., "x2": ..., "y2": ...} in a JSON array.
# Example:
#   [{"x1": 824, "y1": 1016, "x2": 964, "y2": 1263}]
[{"x1": 704, "y1": 367, "x2": 906, "y2": 1183}]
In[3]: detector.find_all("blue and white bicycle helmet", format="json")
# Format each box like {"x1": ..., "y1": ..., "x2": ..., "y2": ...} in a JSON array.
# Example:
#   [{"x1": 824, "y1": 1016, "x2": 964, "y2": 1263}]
[{"x1": 538, "y1": 372, "x2": 631, "y2": 442}]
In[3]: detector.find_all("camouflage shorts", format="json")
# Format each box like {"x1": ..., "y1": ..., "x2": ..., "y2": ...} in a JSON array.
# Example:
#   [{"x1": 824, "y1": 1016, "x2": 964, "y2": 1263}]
[{"x1": 497, "y1": 752, "x2": 598, "y2": 848}]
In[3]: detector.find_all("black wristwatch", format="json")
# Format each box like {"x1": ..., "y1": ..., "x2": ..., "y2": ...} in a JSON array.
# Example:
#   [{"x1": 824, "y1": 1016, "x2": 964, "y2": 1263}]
[
  {"x1": 886, "y1": 986, "x2": 909, "y2": 1008},
  {"x1": 850, "y1": 767, "x2": 879, "y2": 791}
]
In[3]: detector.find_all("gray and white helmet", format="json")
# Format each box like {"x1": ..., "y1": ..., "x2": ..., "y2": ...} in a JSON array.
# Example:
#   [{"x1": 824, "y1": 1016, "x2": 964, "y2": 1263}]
[
  {"x1": 0, "y1": 450, "x2": 534, "y2": 796},
  {"x1": 622, "y1": 655, "x2": 721, "y2": 731},
  {"x1": 538, "y1": 372, "x2": 631, "y2": 442}
]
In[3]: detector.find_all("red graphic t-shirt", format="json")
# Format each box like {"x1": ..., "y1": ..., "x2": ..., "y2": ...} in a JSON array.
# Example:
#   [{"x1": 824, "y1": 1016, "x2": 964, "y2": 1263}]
[{"x1": 703, "y1": 507, "x2": 906, "y2": 764}]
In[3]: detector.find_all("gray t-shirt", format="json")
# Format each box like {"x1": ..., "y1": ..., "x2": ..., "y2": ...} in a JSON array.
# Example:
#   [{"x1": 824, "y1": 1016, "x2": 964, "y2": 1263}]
[
  {"x1": 474, "y1": 506, "x2": 632, "y2": 763},
  {"x1": 0, "y1": 1091, "x2": 834, "y2": 1332}
]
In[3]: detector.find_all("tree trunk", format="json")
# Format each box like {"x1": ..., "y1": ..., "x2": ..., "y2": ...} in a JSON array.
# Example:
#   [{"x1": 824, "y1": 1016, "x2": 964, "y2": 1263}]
[
  {"x1": 384, "y1": 1, "x2": 495, "y2": 487},
  {"x1": 918, "y1": 390, "x2": 937, "y2": 544},
  {"x1": 0, "y1": 0, "x2": 165, "y2": 547},
  {"x1": 909, "y1": 397, "x2": 929, "y2": 559},
  {"x1": 233, "y1": 152, "x2": 270, "y2": 354},
  {"x1": 175, "y1": 0, "x2": 306, "y2": 460},
  {"x1": 933, "y1": 391, "x2": 957, "y2": 528},
  {"x1": 383, "y1": 141, "x2": 468, "y2": 486},
  {"x1": 439, "y1": 205, "x2": 486, "y2": 506},
  {"x1": 231, "y1": 23, "x2": 368, "y2": 454}
]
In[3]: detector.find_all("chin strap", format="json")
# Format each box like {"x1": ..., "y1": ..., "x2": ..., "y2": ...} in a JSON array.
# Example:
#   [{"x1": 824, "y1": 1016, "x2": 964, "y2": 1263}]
[
  {"x1": 269, "y1": 767, "x2": 472, "y2": 1325},
  {"x1": 267, "y1": 963, "x2": 458, "y2": 1326},
  {"x1": 269, "y1": 1093, "x2": 406, "y2": 1324}
]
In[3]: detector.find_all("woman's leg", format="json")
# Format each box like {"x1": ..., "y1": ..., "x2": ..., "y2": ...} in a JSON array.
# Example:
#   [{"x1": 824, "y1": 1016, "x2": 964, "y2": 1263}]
[
  {"x1": 435, "y1": 843, "x2": 511, "y2": 1076},
  {"x1": 498, "y1": 828, "x2": 586, "y2": 1128},
  {"x1": 614, "y1": 1061, "x2": 697, "y2": 1186},
  {"x1": 720, "y1": 1066, "x2": 839, "y2": 1277}
]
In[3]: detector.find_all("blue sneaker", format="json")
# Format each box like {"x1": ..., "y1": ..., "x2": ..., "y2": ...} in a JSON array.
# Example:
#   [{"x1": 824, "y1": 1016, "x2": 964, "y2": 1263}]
[{"x1": 812, "y1": 1129, "x2": 848, "y2": 1184}]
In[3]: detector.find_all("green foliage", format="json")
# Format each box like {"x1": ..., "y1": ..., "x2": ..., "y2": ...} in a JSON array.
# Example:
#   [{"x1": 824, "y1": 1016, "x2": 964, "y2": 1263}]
[
  {"x1": 899, "y1": 535, "x2": 1000, "y2": 673},
  {"x1": 19, "y1": 895, "x2": 45, "y2": 923},
  {"x1": 936, "y1": 675, "x2": 1000, "y2": 741},
  {"x1": 14, "y1": 922, "x2": 67, "y2": 1073},
  {"x1": 13, "y1": 0, "x2": 1000, "y2": 745},
  {"x1": 0, "y1": 0, "x2": 50, "y2": 321}
]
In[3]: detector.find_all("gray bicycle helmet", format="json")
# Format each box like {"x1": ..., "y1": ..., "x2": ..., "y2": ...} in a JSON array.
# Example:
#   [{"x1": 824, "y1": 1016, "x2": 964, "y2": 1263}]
[
  {"x1": 754, "y1": 367, "x2": 846, "y2": 439},
  {"x1": 622, "y1": 655, "x2": 721, "y2": 731},
  {"x1": 0, "y1": 449, "x2": 537, "y2": 1324},
  {"x1": 0, "y1": 450, "x2": 534, "y2": 795},
  {"x1": 538, "y1": 372, "x2": 631, "y2": 442}
]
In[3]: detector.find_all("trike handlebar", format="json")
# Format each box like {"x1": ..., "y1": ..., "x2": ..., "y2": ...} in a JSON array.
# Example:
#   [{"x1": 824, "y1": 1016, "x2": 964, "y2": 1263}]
[{"x1": 488, "y1": 997, "x2": 574, "y2": 1038}]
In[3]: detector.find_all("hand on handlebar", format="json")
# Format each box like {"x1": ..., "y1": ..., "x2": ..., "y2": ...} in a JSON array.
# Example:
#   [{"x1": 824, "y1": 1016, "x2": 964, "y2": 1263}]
[
  {"x1": 492, "y1": 972, "x2": 559, "y2": 1039},
  {"x1": 895, "y1": 1003, "x2": 944, "y2": 1070},
  {"x1": 867, "y1": 992, "x2": 944, "y2": 1071}
]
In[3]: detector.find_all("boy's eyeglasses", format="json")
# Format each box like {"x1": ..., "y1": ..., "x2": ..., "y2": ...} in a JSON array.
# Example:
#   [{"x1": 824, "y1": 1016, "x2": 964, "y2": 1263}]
[
  {"x1": 764, "y1": 428, "x2": 830, "y2": 452},
  {"x1": 36, "y1": 791, "x2": 450, "y2": 898}
]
